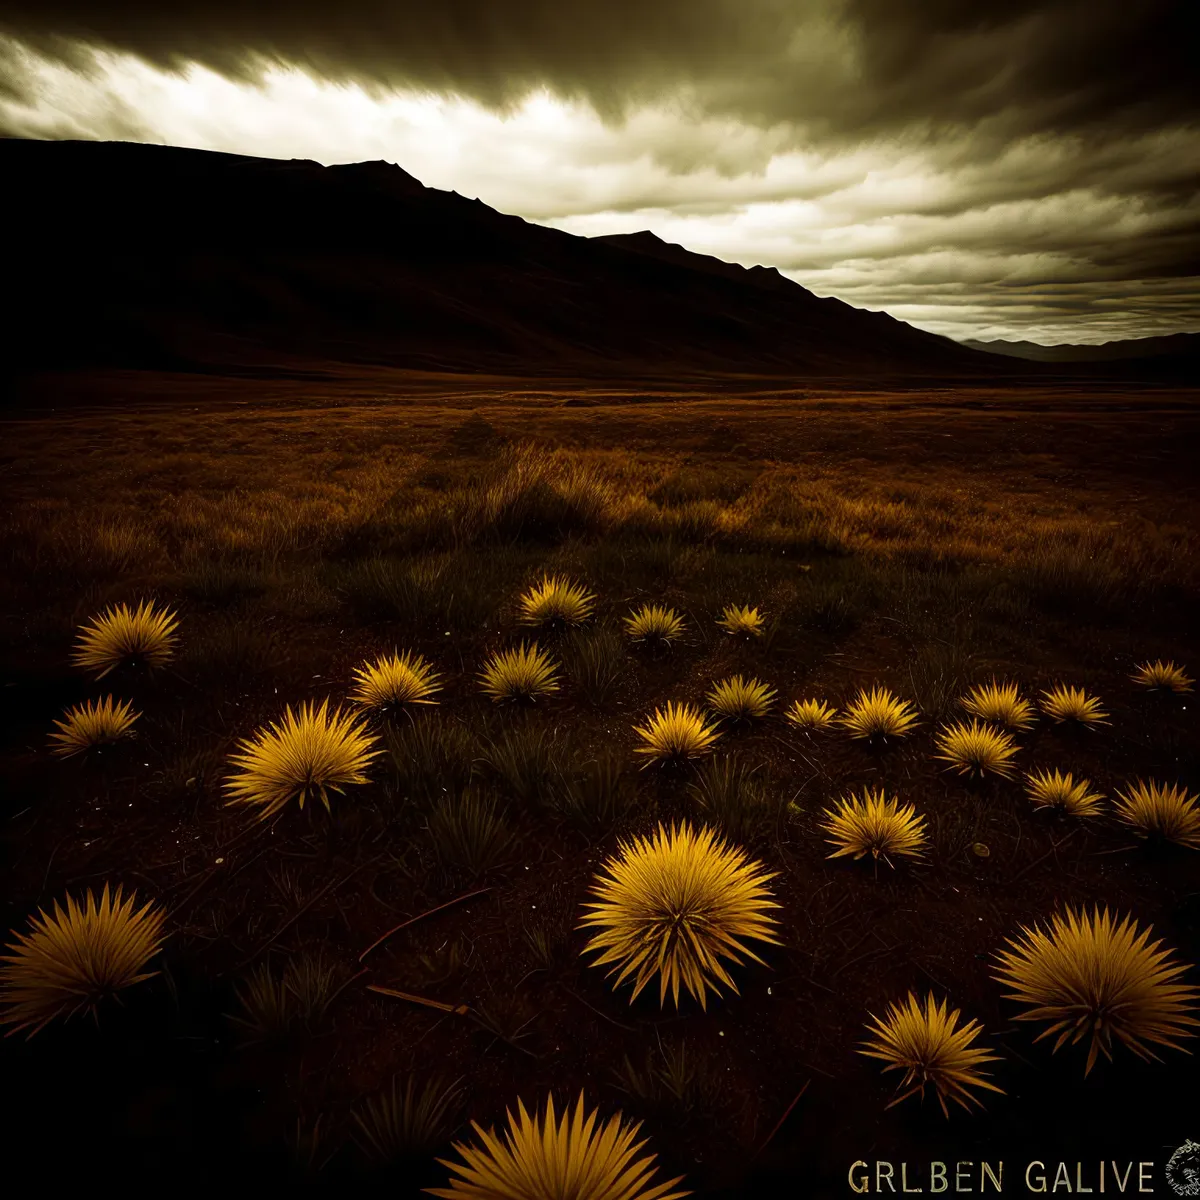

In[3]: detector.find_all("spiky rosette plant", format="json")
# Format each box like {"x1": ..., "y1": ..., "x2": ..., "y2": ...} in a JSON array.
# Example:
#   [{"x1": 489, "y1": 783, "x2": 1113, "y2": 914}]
[
  {"x1": 624, "y1": 603, "x2": 686, "y2": 645},
  {"x1": 224, "y1": 699, "x2": 382, "y2": 821},
  {"x1": 934, "y1": 720, "x2": 1019, "y2": 780},
  {"x1": 48, "y1": 695, "x2": 141, "y2": 757},
  {"x1": 992, "y1": 906, "x2": 1200, "y2": 1074},
  {"x1": 518, "y1": 575, "x2": 596, "y2": 628},
  {"x1": 705, "y1": 675, "x2": 776, "y2": 724},
  {"x1": 784, "y1": 698, "x2": 839, "y2": 731},
  {"x1": 350, "y1": 650, "x2": 442, "y2": 711},
  {"x1": 716, "y1": 604, "x2": 765, "y2": 638},
  {"x1": 578, "y1": 821, "x2": 781, "y2": 1010},
  {"x1": 0, "y1": 884, "x2": 167, "y2": 1037},
  {"x1": 478, "y1": 641, "x2": 562, "y2": 702},
  {"x1": 1024, "y1": 768, "x2": 1105, "y2": 817},
  {"x1": 959, "y1": 679, "x2": 1036, "y2": 731},
  {"x1": 71, "y1": 598, "x2": 180, "y2": 680},
  {"x1": 859, "y1": 992, "x2": 1004, "y2": 1117},
  {"x1": 428, "y1": 1092, "x2": 689, "y2": 1200},
  {"x1": 840, "y1": 686, "x2": 919, "y2": 741},
  {"x1": 1113, "y1": 779, "x2": 1200, "y2": 849},
  {"x1": 1039, "y1": 684, "x2": 1109, "y2": 726},
  {"x1": 1130, "y1": 660, "x2": 1194, "y2": 694},
  {"x1": 632, "y1": 702, "x2": 721, "y2": 766},
  {"x1": 821, "y1": 789, "x2": 927, "y2": 867}
]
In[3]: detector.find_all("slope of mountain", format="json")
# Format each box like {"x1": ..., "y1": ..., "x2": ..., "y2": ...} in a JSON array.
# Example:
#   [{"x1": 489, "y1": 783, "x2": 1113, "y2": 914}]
[
  {"x1": 4, "y1": 136, "x2": 1021, "y2": 383},
  {"x1": 960, "y1": 334, "x2": 1200, "y2": 362}
]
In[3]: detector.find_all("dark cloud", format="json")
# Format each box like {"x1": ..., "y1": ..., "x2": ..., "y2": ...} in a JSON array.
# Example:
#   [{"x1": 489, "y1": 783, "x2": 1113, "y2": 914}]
[{"x1": 0, "y1": 0, "x2": 1194, "y2": 143}]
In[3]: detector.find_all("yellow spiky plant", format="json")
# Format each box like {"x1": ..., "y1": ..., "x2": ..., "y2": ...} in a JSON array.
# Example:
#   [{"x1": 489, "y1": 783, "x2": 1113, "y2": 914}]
[
  {"x1": 716, "y1": 604, "x2": 765, "y2": 638},
  {"x1": 518, "y1": 574, "x2": 595, "y2": 628},
  {"x1": 821, "y1": 789, "x2": 927, "y2": 866},
  {"x1": 705, "y1": 675, "x2": 776, "y2": 723},
  {"x1": 784, "y1": 698, "x2": 839, "y2": 731},
  {"x1": 478, "y1": 641, "x2": 561, "y2": 702},
  {"x1": 960, "y1": 679, "x2": 1036, "y2": 731},
  {"x1": 624, "y1": 603, "x2": 686, "y2": 645},
  {"x1": 860, "y1": 992, "x2": 1005, "y2": 1117},
  {"x1": 1039, "y1": 684, "x2": 1109, "y2": 726},
  {"x1": 934, "y1": 720, "x2": 1020, "y2": 779},
  {"x1": 71, "y1": 598, "x2": 180, "y2": 680},
  {"x1": 1130, "y1": 660, "x2": 1194, "y2": 694},
  {"x1": 840, "y1": 686, "x2": 920, "y2": 741},
  {"x1": 632, "y1": 702, "x2": 721, "y2": 765},
  {"x1": 224, "y1": 699, "x2": 382, "y2": 821},
  {"x1": 1023, "y1": 768, "x2": 1105, "y2": 817},
  {"x1": 428, "y1": 1092, "x2": 690, "y2": 1200},
  {"x1": 0, "y1": 884, "x2": 167, "y2": 1037},
  {"x1": 1113, "y1": 779, "x2": 1200, "y2": 849},
  {"x1": 992, "y1": 906, "x2": 1200, "y2": 1074},
  {"x1": 48, "y1": 695, "x2": 141, "y2": 757},
  {"x1": 578, "y1": 821, "x2": 781, "y2": 1010},
  {"x1": 350, "y1": 650, "x2": 442, "y2": 710}
]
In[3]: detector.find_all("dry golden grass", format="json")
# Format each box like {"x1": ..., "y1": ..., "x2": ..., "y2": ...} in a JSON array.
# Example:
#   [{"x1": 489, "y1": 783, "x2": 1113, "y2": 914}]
[
  {"x1": 959, "y1": 679, "x2": 1036, "y2": 731},
  {"x1": 518, "y1": 574, "x2": 596, "y2": 628},
  {"x1": 784, "y1": 698, "x2": 839, "y2": 731},
  {"x1": 478, "y1": 641, "x2": 562, "y2": 702},
  {"x1": 1039, "y1": 684, "x2": 1109, "y2": 726},
  {"x1": 840, "y1": 686, "x2": 920, "y2": 741},
  {"x1": 933, "y1": 720, "x2": 1020, "y2": 779},
  {"x1": 350, "y1": 649, "x2": 443, "y2": 710},
  {"x1": 716, "y1": 604, "x2": 766, "y2": 638},
  {"x1": 429, "y1": 1092, "x2": 689, "y2": 1200},
  {"x1": 223, "y1": 699, "x2": 382, "y2": 820},
  {"x1": 1113, "y1": 779, "x2": 1200, "y2": 849},
  {"x1": 71, "y1": 598, "x2": 180, "y2": 679},
  {"x1": 820, "y1": 789, "x2": 928, "y2": 866},
  {"x1": 48, "y1": 695, "x2": 141, "y2": 757},
  {"x1": 0, "y1": 884, "x2": 167, "y2": 1037},
  {"x1": 705, "y1": 675, "x2": 777, "y2": 723},
  {"x1": 632, "y1": 703, "x2": 722, "y2": 765},
  {"x1": 1130, "y1": 660, "x2": 1194, "y2": 693},
  {"x1": 993, "y1": 906, "x2": 1200, "y2": 1074},
  {"x1": 859, "y1": 992, "x2": 1004, "y2": 1117},
  {"x1": 624, "y1": 603, "x2": 687, "y2": 644},
  {"x1": 1023, "y1": 768, "x2": 1105, "y2": 817},
  {"x1": 578, "y1": 821, "x2": 781, "y2": 1010}
]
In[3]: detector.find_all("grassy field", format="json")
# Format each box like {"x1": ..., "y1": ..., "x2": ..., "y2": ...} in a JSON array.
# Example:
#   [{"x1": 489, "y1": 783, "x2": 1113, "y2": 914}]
[{"x1": 2, "y1": 377, "x2": 1199, "y2": 1196}]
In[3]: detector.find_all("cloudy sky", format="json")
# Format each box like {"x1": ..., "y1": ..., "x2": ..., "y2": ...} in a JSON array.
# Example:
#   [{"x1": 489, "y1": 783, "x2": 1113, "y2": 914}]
[{"x1": 1, "y1": 0, "x2": 1196, "y2": 344}]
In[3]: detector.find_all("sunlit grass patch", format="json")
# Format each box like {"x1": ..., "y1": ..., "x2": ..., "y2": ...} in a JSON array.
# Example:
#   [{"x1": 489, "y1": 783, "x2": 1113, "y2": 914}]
[
  {"x1": 934, "y1": 719, "x2": 1020, "y2": 779},
  {"x1": 579, "y1": 821, "x2": 780, "y2": 1009},
  {"x1": 633, "y1": 702, "x2": 722, "y2": 766},
  {"x1": 624, "y1": 603, "x2": 687, "y2": 645},
  {"x1": 1130, "y1": 660, "x2": 1194, "y2": 693},
  {"x1": 0, "y1": 884, "x2": 167, "y2": 1037},
  {"x1": 224, "y1": 699, "x2": 382, "y2": 821},
  {"x1": 820, "y1": 789, "x2": 928, "y2": 866},
  {"x1": 71, "y1": 598, "x2": 180, "y2": 679},
  {"x1": 960, "y1": 679, "x2": 1036, "y2": 731},
  {"x1": 784, "y1": 698, "x2": 839, "y2": 731},
  {"x1": 350, "y1": 649, "x2": 443, "y2": 711},
  {"x1": 48, "y1": 695, "x2": 140, "y2": 757},
  {"x1": 716, "y1": 603, "x2": 766, "y2": 638},
  {"x1": 1113, "y1": 779, "x2": 1200, "y2": 849},
  {"x1": 478, "y1": 641, "x2": 562, "y2": 702},
  {"x1": 993, "y1": 906, "x2": 1200, "y2": 1074},
  {"x1": 840, "y1": 686, "x2": 920, "y2": 741},
  {"x1": 1024, "y1": 768, "x2": 1105, "y2": 817},
  {"x1": 860, "y1": 992, "x2": 1004, "y2": 1117},
  {"x1": 705, "y1": 674, "x2": 776, "y2": 724},
  {"x1": 518, "y1": 573, "x2": 596, "y2": 628},
  {"x1": 428, "y1": 1092, "x2": 688, "y2": 1200},
  {"x1": 1039, "y1": 684, "x2": 1109, "y2": 726}
]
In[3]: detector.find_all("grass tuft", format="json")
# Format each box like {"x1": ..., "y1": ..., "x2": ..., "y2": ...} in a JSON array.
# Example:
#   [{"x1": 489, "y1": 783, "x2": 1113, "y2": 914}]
[
  {"x1": 71, "y1": 598, "x2": 180, "y2": 679},
  {"x1": 784, "y1": 698, "x2": 839, "y2": 731},
  {"x1": 716, "y1": 604, "x2": 766, "y2": 638},
  {"x1": 1130, "y1": 660, "x2": 1194, "y2": 693},
  {"x1": 1039, "y1": 684, "x2": 1109, "y2": 726},
  {"x1": 478, "y1": 641, "x2": 561, "y2": 703},
  {"x1": 624, "y1": 603, "x2": 687, "y2": 645},
  {"x1": 350, "y1": 650, "x2": 443, "y2": 711},
  {"x1": 1023, "y1": 768, "x2": 1105, "y2": 817},
  {"x1": 960, "y1": 679, "x2": 1036, "y2": 731},
  {"x1": 934, "y1": 719, "x2": 1020, "y2": 779},
  {"x1": 821, "y1": 789, "x2": 928, "y2": 866},
  {"x1": 518, "y1": 574, "x2": 596, "y2": 628},
  {"x1": 840, "y1": 686, "x2": 920, "y2": 741},
  {"x1": 351, "y1": 1074, "x2": 464, "y2": 1165},
  {"x1": 427, "y1": 790, "x2": 517, "y2": 878},
  {"x1": 705, "y1": 674, "x2": 777, "y2": 724},
  {"x1": 633, "y1": 702, "x2": 722, "y2": 766},
  {"x1": 1113, "y1": 779, "x2": 1200, "y2": 849},
  {"x1": 48, "y1": 695, "x2": 140, "y2": 757}
]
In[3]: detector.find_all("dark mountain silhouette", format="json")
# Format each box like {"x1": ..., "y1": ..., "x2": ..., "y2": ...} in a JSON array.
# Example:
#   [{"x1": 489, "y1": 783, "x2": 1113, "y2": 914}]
[
  {"x1": 2, "y1": 137, "x2": 1192, "y2": 387},
  {"x1": 959, "y1": 333, "x2": 1200, "y2": 362}
]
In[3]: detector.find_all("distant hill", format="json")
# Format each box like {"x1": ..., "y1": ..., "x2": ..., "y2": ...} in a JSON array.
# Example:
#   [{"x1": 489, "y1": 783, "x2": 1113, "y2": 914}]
[{"x1": 959, "y1": 333, "x2": 1200, "y2": 362}]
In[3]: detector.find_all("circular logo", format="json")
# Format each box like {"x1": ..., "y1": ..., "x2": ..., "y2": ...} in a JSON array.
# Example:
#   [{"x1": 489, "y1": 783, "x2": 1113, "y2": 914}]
[{"x1": 1167, "y1": 1140, "x2": 1200, "y2": 1197}]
